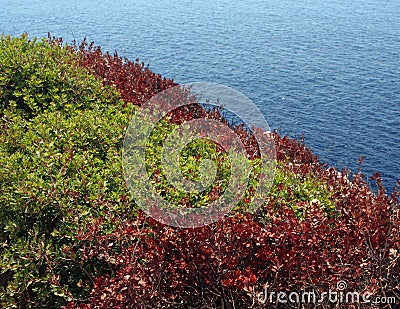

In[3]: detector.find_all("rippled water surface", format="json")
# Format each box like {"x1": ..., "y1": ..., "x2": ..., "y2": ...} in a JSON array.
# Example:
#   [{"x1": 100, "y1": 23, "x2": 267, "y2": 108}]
[{"x1": 1, "y1": 0, "x2": 399, "y2": 190}]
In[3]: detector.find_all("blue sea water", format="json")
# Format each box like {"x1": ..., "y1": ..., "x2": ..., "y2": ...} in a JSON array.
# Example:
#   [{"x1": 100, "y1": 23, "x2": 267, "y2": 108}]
[{"x1": 1, "y1": 0, "x2": 399, "y2": 191}]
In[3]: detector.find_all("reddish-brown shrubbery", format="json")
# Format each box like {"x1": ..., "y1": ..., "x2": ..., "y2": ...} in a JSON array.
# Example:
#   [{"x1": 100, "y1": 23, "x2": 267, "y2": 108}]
[
  {"x1": 74, "y1": 39, "x2": 177, "y2": 107},
  {"x1": 66, "y1": 179, "x2": 399, "y2": 308},
  {"x1": 64, "y1": 140, "x2": 399, "y2": 308},
  {"x1": 57, "y1": 39, "x2": 399, "y2": 308}
]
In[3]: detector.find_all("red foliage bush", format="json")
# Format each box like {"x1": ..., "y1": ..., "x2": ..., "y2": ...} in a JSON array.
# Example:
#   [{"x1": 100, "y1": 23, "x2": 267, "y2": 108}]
[
  {"x1": 74, "y1": 38, "x2": 177, "y2": 107},
  {"x1": 56, "y1": 38, "x2": 399, "y2": 308},
  {"x1": 64, "y1": 139, "x2": 399, "y2": 308}
]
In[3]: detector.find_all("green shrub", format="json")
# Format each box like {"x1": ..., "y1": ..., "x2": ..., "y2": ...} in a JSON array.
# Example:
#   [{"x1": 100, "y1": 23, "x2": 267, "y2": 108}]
[{"x1": 0, "y1": 34, "x2": 137, "y2": 308}]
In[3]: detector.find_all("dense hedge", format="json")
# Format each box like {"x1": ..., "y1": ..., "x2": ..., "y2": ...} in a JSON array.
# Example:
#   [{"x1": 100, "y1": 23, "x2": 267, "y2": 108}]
[{"x1": 0, "y1": 35, "x2": 399, "y2": 309}]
